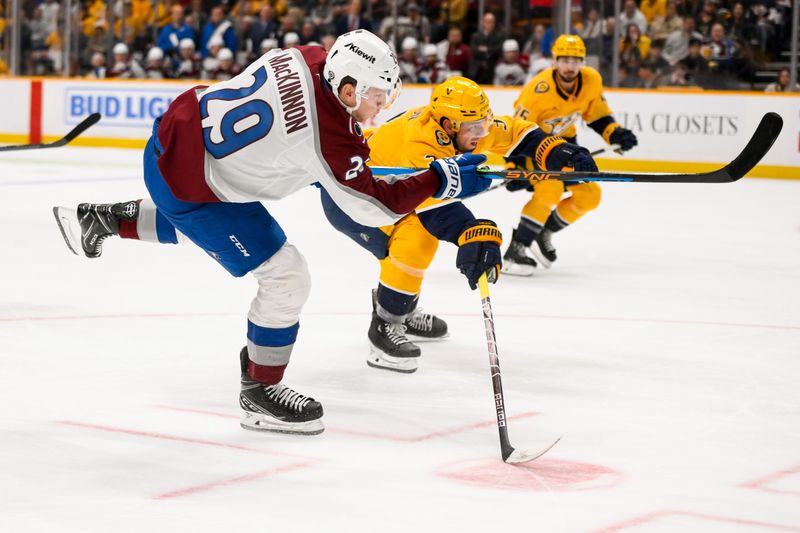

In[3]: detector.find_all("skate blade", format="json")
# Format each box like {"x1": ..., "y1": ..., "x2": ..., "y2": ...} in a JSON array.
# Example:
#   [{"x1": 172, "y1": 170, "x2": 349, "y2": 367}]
[
  {"x1": 501, "y1": 263, "x2": 536, "y2": 277},
  {"x1": 367, "y1": 344, "x2": 418, "y2": 373},
  {"x1": 52, "y1": 206, "x2": 82, "y2": 257},
  {"x1": 240, "y1": 411, "x2": 324, "y2": 435},
  {"x1": 528, "y1": 246, "x2": 553, "y2": 269}
]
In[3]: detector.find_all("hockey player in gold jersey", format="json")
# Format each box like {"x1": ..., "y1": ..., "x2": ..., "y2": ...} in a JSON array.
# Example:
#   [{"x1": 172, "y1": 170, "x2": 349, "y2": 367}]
[
  {"x1": 505, "y1": 34, "x2": 638, "y2": 275},
  {"x1": 320, "y1": 77, "x2": 599, "y2": 373}
]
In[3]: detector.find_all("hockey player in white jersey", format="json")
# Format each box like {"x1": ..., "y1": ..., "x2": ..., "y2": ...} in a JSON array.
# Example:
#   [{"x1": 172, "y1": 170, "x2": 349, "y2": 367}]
[{"x1": 53, "y1": 30, "x2": 498, "y2": 436}]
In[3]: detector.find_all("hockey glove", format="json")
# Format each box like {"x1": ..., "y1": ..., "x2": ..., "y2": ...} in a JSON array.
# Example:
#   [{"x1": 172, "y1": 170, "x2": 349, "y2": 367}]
[
  {"x1": 456, "y1": 219, "x2": 503, "y2": 290},
  {"x1": 609, "y1": 126, "x2": 638, "y2": 151},
  {"x1": 431, "y1": 153, "x2": 492, "y2": 200},
  {"x1": 546, "y1": 143, "x2": 598, "y2": 172},
  {"x1": 505, "y1": 179, "x2": 534, "y2": 192}
]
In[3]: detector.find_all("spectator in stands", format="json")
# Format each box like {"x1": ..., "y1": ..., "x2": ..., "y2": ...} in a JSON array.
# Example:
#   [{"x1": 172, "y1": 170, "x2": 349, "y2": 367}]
[
  {"x1": 380, "y1": 2, "x2": 430, "y2": 52},
  {"x1": 650, "y1": 0, "x2": 684, "y2": 42},
  {"x1": 277, "y1": 9, "x2": 301, "y2": 46},
  {"x1": 82, "y1": 20, "x2": 112, "y2": 70},
  {"x1": 283, "y1": 32, "x2": 300, "y2": 48},
  {"x1": 251, "y1": 4, "x2": 278, "y2": 48},
  {"x1": 647, "y1": 40, "x2": 670, "y2": 76},
  {"x1": 201, "y1": 34, "x2": 224, "y2": 76},
  {"x1": 144, "y1": 46, "x2": 168, "y2": 79},
  {"x1": 620, "y1": 22, "x2": 651, "y2": 71},
  {"x1": 695, "y1": 0, "x2": 718, "y2": 37},
  {"x1": 663, "y1": 16, "x2": 702, "y2": 64},
  {"x1": 201, "y1": 5, "x2": 236, "y2": 58},
  {"x1": 113, "y1": 1, "x2": 144, "y2": 44},
  {"x1": 725, "y1": 3, "x2": 753, "y2": 48},
  {"x1": 108, "y1": 42, "x2": 145, "y2": 78},
  {"x1": 333, "y1": 0, "x2": 372, "y2": 35},
  {"x1": 493, "y1": 39, "x2": 527, "y2": 86},
  {"x1": 679, "y1": 37, "x2": 709, "y2": 82},
  {"x1": 320, "y1": 33, "x2": 337, "y2": 51},
  {"x1": 752, "y1": 4, "x2": 776, "y2": 59},
  {"x1": 206, "y1": 47, "x2": 241, "y2": 80},
  {"x1": 640, "y1": 0, "x2": 667, "y2": 25},
  {"x1": 87, "y1": 51, "x2": 107, "y2": 79},
  {"x1": 41, "y1": 0, "x2": 60, "y2": 35},
  {"x1": 398, "y1": 36, "x2": 421, "y2": 84},
  {"x1": 619, "y1": 0, "x2": 648, "y2": 35},
  {"x1": 299, "y1": 20, "x2": 319, "y2": 45},
  {"x1": 260, "y1": 37, "x2": 278, "y2": 55},
  {"x1": 705, "y1": 22, "x2": 736, "y2": 69},
  {"x1": 158, "y1": 5, "x2": 196, "y2": 58},
  {"x1": 765, "y1": 67, "x2": 799, "y2": 92},
  {"x1": 523, "y1": 22, "x2": 547, "y2": 59},
  {"x1": 636, "y1": 61, "x2": 666, "y2": 87},
  {"x1": 308, "y1": 0, "x2": 335, "y2": 31},
  {"x1": 417, "y1": 43, "x2": 448, "y2": 84},
  {"x1": 174, "y1": 37, "x2": 200, "y2": 79},
  {"x1": 442, "y1": 26, "x2": 472, "y2": 77},
  {"x1": 469, "y1": 12, "x2": 506, "y2": 84},
  {"x1": 580, "y1": 7, "x2": 604, "y2": 56}
]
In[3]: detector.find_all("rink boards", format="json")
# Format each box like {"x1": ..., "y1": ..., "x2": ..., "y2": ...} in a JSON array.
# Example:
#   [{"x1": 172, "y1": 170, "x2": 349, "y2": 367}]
[{"x1": 0, "y1": 77, "x2": 798, "y2": 178}]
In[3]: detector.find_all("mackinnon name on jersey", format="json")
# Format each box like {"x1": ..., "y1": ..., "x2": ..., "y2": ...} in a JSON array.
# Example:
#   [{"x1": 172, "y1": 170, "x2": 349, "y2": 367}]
[{"x1": 268, "y1": 51, "x2": 309, "y2": 135}]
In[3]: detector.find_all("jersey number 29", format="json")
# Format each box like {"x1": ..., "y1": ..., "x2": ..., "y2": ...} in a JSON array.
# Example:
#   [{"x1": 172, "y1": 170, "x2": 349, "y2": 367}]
[{"x1": 199, "y1": 67, "x2": 274, "y2": 158}]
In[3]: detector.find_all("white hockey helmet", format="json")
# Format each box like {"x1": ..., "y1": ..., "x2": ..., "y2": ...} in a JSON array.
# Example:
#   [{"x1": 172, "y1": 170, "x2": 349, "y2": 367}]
[
  {"x1": 113, "y1": 42, "x2": 129, "y2": 56},
  {"x1": 179, "y1": 38, "x2": 195, "y2": 50},
  {"x1": 323, "y1": 29, "x2": 401, "y2": 115},
  {"x1": 218, "y1": 47, "x2": 234, "y2": 61},
  {"x1": 146, "y1": 46, "x2": 164, "y2": 61}
]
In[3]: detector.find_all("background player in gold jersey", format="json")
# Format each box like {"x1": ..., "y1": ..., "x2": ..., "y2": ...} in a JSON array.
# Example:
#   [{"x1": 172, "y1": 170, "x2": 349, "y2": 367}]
[
  {"x1": 320, "y1": 77, "x2": 598, "y2": 373},
  {"x1": 504, "y1": 34, "x2": 638, "y2": 276}
]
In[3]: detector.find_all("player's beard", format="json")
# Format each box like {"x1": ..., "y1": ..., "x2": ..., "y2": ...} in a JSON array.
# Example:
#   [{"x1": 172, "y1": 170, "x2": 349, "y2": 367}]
[{"x1": 557, "y1": 71, "x2": 578, "y2": 84}]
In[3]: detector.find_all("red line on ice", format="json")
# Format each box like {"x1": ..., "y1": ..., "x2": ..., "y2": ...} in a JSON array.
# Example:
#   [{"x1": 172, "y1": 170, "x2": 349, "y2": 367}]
[
  {"x1": 58, "y1": 420, "x2": 318, "y2": 461},
  {"x1": 153, "y1": 462, "x2": 317, "y2": 500},
  {"x1": 740, "y1": 464, "x2": 800, "y2": 496}
]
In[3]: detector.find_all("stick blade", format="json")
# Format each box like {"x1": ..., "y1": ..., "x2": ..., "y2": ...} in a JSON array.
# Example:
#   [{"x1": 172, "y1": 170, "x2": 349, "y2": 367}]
[
  {"x1": 504, "y1": 437, "x2": 561, "y2": 464},
  {"x1": 720, "y1": 111, "x2": 783, "y2": 182}
]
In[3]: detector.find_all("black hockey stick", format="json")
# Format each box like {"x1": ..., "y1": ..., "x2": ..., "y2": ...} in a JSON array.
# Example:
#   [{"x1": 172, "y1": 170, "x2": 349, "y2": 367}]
[
  {"x1": 472, "y1": 145, "x2": 623, "y2": 197},
  {"x1": 372, "y1": 112, "x2": 783, "y2": 184},
  {"x1": 0, "y1": 113, "x2": 101, "y2": 152},
  {"x1": 478, "y1": 273, "x2": 560, "y2": 464}
]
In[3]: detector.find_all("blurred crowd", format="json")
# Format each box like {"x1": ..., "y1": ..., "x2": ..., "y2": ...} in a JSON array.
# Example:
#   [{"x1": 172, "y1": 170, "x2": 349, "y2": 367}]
[{"x1": 0, "y1": 0, "x2": 796, "y2": 91}]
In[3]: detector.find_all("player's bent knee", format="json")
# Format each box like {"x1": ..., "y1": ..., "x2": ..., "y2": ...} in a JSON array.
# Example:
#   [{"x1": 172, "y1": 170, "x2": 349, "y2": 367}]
[
  {"x1": 531, "y1": 180, "x2": 565, "y2": 208},
  {"x1": 570, "y1": 182, "x2": 602, "y2": 212},
  {"x1": 249, "y1": 243, "x2": 311, "y2": 326}
]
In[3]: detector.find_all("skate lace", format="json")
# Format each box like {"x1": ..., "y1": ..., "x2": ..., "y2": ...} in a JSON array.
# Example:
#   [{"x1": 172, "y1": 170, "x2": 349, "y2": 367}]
[
  {"x1": 386, "y1": 323, "x2": 411, "y2": 346},
  {"x1": 264, "y1": 384, "x2": 312, "y2": 412},
  {"x1": 406, "y1": 308, "x2": 433, "y2": 332}
]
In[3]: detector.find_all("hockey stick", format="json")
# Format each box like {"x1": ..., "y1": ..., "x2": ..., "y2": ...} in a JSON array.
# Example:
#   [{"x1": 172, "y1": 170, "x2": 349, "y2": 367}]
[
  {"x1": 478, "y1": 273, "x2": 560, "y2": 464},
  {"x1": 0, "y1": 113, "x2": 101, "y2": 152},
  {"x1": 372, "y1": 112, "x2": 783, "y2": 184},
  {"x1": 472, "y1": 145, "x2": 624, "y2": 197}
]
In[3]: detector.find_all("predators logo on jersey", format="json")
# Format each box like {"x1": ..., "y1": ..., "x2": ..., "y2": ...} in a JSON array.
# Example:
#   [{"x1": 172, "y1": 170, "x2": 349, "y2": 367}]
[
  {"x1": 514, "y1": 66, "x2": 613, "y2": 140},
  {"x1": 435, "y1": 130, "x2": 451, "y2": 146}
]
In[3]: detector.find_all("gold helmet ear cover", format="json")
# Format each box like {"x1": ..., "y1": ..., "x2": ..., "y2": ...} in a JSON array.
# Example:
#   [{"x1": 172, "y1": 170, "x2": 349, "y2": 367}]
[
  {"x1": 552, "y1": 34, "x2": 586, "y2": 60},
  {"x1": 430, "y1": 77, "x2": 492, "y2": 133}
]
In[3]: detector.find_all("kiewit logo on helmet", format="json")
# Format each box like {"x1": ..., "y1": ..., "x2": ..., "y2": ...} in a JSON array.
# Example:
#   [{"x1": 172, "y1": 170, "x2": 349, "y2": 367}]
[{"x1": 344, "y1": 42, "x2": 376, "y2": 63}]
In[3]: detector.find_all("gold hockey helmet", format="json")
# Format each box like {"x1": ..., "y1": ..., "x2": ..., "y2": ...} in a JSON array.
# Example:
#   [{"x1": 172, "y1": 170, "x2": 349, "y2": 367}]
[
  {"x1": 430, "y1": 77, "x2": 492, "y2": 138},
  {"x1": 551, "y1": 34, "x2": 586, "y2": 59}
]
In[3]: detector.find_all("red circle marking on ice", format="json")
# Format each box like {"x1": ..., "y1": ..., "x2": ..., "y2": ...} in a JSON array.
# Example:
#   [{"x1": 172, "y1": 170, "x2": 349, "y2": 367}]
[{"x1": 436, "y1": 458, "x2": 622, "y2": 491}]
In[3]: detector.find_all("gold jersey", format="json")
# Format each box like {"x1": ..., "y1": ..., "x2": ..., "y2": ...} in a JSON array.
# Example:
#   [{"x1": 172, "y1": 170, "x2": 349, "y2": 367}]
[
  {"x1": 513, "y1": 66, "x2": 613, "y2": 140},
  {"x1": 367, "y1": 105, "x2": 540, "y2": 211}
]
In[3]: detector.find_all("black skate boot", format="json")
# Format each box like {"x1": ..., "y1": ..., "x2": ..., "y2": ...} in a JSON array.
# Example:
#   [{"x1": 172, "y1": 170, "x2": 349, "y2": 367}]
[
  {"x1": 501, "y1": 229, "x2": 537, "y2": 277},
  {"x1": 52, "y1": 201, "x2": 139, "y2": 258},
  {"x1": 530, "y1": 228, "x2": 557, "y2": 268},
  {"x1": 404, "y1": 306, "x2": 449, "y2": 341},
  {"x1": 239, "y1": 347, "x2": 324, "y2": 435},
  {"x1": 367, "y1": 312, "x2": 421, "y2": 373}
]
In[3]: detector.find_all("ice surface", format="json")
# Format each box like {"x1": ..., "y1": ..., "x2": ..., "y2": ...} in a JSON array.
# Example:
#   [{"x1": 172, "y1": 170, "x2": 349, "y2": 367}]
[{"x1": 1, "y1": 147, "x2": 798, "y2": 532}]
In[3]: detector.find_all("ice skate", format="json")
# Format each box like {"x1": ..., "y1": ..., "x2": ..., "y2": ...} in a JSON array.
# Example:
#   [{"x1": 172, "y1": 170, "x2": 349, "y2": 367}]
[
  {"x1": 404, "y1": 306, "x2": 449, "y2": 341},
  {"x1": 239, "y1": 348, "x2": 324, "y2": 435},
  {"x1": 530, "y1": 228, "x2": 557, "y2": 268},
  {"x1": 52, "y1": 201, "x2": 138, "y2": 258},
  {"x1": 367, "y1": 312, "x2": 421, "y2": 373},
  {"x1": 501, "y1": 230, "x2": 537, "y2": 277}
]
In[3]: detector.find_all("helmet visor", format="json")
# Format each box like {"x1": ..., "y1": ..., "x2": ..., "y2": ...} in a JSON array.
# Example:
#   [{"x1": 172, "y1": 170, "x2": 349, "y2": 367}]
[
  {"x1": 459, "y1": 113, "x2": 493, "y2": 139},
  {"x1": 360, "y1": 79, "x2": 402, "y2": 111}
]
